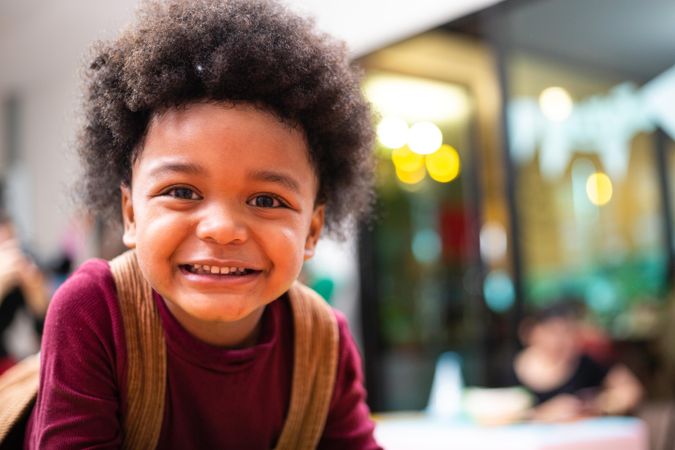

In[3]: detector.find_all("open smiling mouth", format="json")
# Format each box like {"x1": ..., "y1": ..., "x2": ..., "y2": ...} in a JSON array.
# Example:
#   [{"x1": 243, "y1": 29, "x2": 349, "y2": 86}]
[{"x1": 180, "y1": 264, "x2": 260, "y2": 276}]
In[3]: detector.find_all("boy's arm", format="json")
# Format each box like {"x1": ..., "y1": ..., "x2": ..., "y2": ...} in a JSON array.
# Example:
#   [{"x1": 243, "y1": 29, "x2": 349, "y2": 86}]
[
  {"x1": 27, "y1": 260, "x2": 125, "y2": 449},
  {"x1": 318, "y1": 311, "x2": 382, "y2": 450}
]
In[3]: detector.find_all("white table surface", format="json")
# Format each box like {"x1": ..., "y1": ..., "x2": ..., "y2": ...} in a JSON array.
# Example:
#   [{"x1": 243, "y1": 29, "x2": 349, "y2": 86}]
[{"x1": 374, "y1": 414, "x2": 648, "y2": 450}]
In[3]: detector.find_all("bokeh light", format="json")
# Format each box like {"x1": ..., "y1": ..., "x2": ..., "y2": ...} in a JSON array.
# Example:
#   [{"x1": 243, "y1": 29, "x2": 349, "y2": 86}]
[
  {"x1": 395, "y1": 165, "x2": 426, "y2": 185},
  {"x1": 586, "y1": 277, "x2": 619, "y2": 314},
  {"x1": 426, "y1": 144, "x2": 461, "y2": 183},
  {"x1": 363, "y1": 73, "x2": 470, "y2": 123},
  {"x1": 479, "y1": 221, "x2": 507, "y2": 263},
  {"x1": 412, "y1": 229, "x2": 441, "y2": 264},
  {"x1": 586, "y1": 172, "x2": 613, "y2": 206},
  {"x1": 408, "y1": 122, "x2": 443, "y2": 155},
  {"x1": 483, "y1": 270, "x2": 515, "y2": 313},
  {"x1": 391, "y1": 146, "x2": 424, "y2": 172},
  {"x1": 538, "y1": 86, "x2": 573, "y2": 122},
  {"x1": 377, "y1": 117, "x2": 408, "y2": 149}
]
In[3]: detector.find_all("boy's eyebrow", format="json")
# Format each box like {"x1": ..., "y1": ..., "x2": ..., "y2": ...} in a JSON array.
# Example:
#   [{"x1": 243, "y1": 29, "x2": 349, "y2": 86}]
[
  {"x1": 147, "y1": 163, "x2": 302, "y2": 193},
  {"x1": 148, "y1": 161, "x2": 205, "y2": 177},
  {"x1": 249, "y1": 169, "x2": 301, "y2": 193}
]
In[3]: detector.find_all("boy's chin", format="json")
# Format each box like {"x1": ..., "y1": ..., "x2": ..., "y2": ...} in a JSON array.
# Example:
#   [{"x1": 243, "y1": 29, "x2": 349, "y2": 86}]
[
  {"x1": 190, "y1": 290, "x2": 293, "y2": 321},
  {"x1": 163, "y1": 295, "x2": 269, "y2": 347},
  {"x1": 176, "y1": 296, "x2": 267, "y2": 323}
]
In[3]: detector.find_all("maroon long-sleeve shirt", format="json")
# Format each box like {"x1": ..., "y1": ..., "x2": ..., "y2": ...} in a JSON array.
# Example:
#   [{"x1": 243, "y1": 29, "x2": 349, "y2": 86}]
[{"x1": 26, "y1": 259, "x2": 380, "y2": 449}]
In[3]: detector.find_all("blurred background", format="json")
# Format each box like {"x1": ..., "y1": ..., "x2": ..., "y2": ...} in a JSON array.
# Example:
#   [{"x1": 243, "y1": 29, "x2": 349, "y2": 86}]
[{"x1": 2, "y1": 0, "x2": 675, "y2": 448}]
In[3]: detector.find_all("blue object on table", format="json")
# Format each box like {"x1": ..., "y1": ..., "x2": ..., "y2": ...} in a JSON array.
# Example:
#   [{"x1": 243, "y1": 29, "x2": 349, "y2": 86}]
[{"x1": 426, "y1": 351, "x2": 463, "y2": 418}]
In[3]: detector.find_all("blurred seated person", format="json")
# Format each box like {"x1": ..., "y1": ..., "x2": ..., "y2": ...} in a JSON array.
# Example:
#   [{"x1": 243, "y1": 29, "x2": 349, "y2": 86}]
[
  {"x1": 0, "y1": 212, "x2": 49, "y2": 374},
  {"x1": 510, "y1": 302, "x2": 643, "y2": 422}
]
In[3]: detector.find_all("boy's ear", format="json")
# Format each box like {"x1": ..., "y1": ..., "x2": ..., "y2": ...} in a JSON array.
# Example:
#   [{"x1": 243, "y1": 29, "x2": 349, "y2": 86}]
[
  {"x1": 304, "y1": 205, "x2": 325, "y2": 261},
  {"x1": 120, "y1": 185, "x2": 137, "y2": 249}
]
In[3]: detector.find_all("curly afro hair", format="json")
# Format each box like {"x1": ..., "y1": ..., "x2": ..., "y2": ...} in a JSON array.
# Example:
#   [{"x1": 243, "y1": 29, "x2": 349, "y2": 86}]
[{"x1": 78, "y1": 0, "x2": 374, "y2": 237}]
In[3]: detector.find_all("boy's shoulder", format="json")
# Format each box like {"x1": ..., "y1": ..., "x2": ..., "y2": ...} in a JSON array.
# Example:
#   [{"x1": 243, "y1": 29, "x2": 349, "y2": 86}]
[
  {"x1": 47, "y1": 258, "x2": 120, "y2": 327},
  {"x1": 330, "y1": 306, "x2": 350, "y2": 336},
  {"x1": 52, "y1": 258, "x2": 114, "y2": 298},
  {"x1": 61, "y1": 257, "x2": 112, "y2": 280}
]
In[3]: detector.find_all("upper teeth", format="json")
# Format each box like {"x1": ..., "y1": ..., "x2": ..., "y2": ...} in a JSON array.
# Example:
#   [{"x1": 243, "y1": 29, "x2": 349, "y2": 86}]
[{"x1": 192, "y1": 264, "x2": 246, "y2": 275}]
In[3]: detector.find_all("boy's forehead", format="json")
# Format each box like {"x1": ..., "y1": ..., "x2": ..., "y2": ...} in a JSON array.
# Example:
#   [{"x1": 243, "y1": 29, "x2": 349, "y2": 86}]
[
  {"x1": 145, "y1": 103, "x2": 306, "y2": 157},
  {"x1": 135, "y1": 102, "x2": 320, "y2": 194},
  {"x1": 144, "y1": 103, "x2": 307, "y2": 150}
]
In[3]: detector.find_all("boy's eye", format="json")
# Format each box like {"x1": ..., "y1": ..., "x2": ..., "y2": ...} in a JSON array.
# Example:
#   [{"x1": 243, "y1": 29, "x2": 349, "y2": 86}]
[
  {"x1": 248, "y1": 194, "x2": 284, "y2": 208},
  {"x1": 165, "y1": 187, "x2": 200, "y2": 200}
]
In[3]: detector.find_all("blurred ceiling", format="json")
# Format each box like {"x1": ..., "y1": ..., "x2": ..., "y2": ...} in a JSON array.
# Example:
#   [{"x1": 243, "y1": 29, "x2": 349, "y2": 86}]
[
  {"x1": 287, "y1": 0, "x2": 503, "y2": 56},
  {"x1": 0, "y1": 0, "x2": 504, "y2": 58},
  {"x1": 474, "y1": 0, "x2": 675, "y2": 82},
  {"x1": 2, "y1": 0, "x2": 673, "y2": 82}
]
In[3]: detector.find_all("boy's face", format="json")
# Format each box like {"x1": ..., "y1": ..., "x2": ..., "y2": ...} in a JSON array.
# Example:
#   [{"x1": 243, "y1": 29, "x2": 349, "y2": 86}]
[{"x1": 121, "y1": 102, "x2": 324, "y2": 346}]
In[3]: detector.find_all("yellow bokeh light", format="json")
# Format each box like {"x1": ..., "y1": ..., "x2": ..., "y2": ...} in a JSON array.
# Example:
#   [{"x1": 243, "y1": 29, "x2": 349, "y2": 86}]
[
  {"x1": 586, "y1": 172, "x2": 613, "y2": 206},
  {"x1": 391, "y1": 146, "x2": 424, "y2": 172},
  {"x1": 377, "y1": 117, "x2": 408, "y2": 149},
  {"x1": 426, "y1": 144, "x2": 461, "y2": 183},
  {"x1": 539, "y1": 86, "x2": 573, "y2": 122},
  {"x1": 395, "y1": 165, "x2": 426, "y2": 185}
]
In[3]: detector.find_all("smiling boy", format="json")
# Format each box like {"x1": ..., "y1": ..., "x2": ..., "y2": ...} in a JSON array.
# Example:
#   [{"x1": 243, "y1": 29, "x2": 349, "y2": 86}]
[
  {"x1": 123, "y1": 104, "x2": 324, "y2": 348},
  {"x1": 25, "y1": 0, "x2": 380, "y2": 448}
]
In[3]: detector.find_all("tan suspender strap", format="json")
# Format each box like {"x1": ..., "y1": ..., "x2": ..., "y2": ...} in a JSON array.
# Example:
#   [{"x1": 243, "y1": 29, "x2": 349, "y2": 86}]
[
  {"x1": 0, "y1": 353, "x2": 39, "y2": 441},
  {"x1": 110, "y1": 250, "x2": 166, "y2": 450},
  {"x1": 275, "y1": 281, "x2": 339, "y2": 450}
]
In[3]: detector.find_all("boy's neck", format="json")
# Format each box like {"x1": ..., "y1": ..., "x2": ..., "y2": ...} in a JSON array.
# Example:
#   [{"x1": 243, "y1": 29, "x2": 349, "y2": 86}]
[{"x1": 163, "y1": 300, "x2": 266, "y2": 348}]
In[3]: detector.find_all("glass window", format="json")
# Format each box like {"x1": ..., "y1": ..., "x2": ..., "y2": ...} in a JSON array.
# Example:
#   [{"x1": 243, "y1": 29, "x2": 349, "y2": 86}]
[
  {"x1": 359, "y1": 63, "x2": 484, "y2": 410},
  {"x1": 505, "y1": 25, "x2": 670, "y2": 337}
]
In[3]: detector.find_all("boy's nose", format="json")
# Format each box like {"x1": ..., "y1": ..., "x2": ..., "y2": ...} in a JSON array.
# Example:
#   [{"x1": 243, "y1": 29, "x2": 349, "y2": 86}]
[{"x1": 195, "y1": 203, "x2": 249, "y2": 245}]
